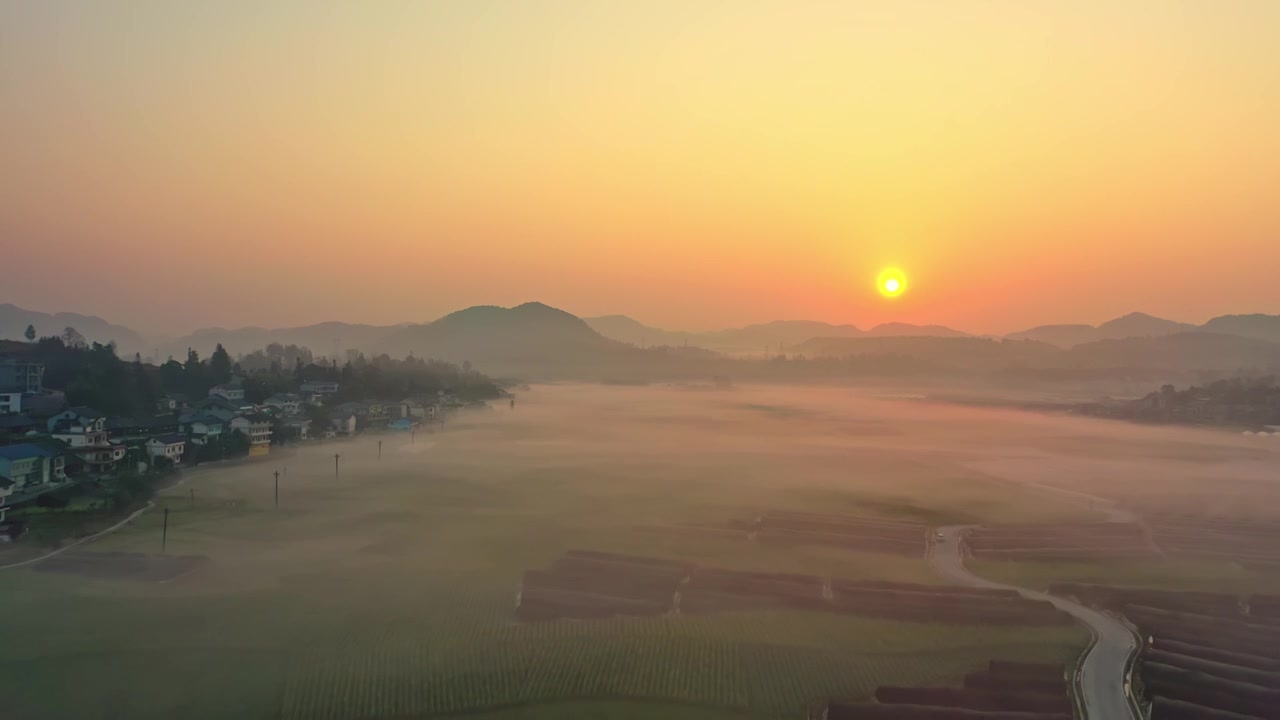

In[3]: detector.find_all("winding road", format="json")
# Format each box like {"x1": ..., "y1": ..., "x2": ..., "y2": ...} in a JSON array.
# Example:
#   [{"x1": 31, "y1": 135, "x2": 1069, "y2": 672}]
[{"x1": 930, "y1": 525, "x2": 1139, "y2": 720}]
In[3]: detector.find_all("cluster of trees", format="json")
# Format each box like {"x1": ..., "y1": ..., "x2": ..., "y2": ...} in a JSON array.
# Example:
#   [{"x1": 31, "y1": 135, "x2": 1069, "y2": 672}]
[
  {"x1": 157, "y1": 345, "x2": 234, "y2": 399},
  {"x1": 21, "y1": 329, "x2": 504, "y2": 420},
  {"x1": 25, "y1": 335, "x2": 158, "y2": 418},
  {"x1": 1126, "y1": 376, "x2": 1280, "y2": 425},
  {"x1": 237, "y1": 349, "x2": 503, "y2": 405}
]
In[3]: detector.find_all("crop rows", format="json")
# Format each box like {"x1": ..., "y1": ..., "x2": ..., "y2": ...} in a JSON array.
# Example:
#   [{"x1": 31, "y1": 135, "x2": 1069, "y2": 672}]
[
  {"x1": 965, "y1": 522, "x2": 1155, "y2": 563},
  {"x1": 516, "y1": 550, "x2": 1071, "y2": 626},
  {"x1": 817, "y1": 660, "x2": 1072, "y2": 720},
  {"x1": 1052, "y1": 583, "x2": 1280, "y2": 719},
  {"x1": 1145, "y1": 515, "x2": 1280, "y2": 567},
  {"x1": 754, "y1": 510, "x2": 929, "y2": 557}
]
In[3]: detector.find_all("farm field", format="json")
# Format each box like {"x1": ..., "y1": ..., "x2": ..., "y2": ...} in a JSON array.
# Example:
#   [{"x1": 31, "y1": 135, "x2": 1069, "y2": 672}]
[
  {"x1": 970, "y1": 558, "x2": 1280, "y2": 596},
  {"x1": 2, "y1": 383, "x2": 1275, "y2": 719}
]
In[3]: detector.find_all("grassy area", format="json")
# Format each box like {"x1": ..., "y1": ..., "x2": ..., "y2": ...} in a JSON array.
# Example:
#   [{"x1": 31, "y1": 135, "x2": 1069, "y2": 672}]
[
  {"x1": 970, "y1": 558, "x2": 1280, "y2": 596},
  {"x1": 8, "y1": 383, "x2": 1190, "y2": 719}
]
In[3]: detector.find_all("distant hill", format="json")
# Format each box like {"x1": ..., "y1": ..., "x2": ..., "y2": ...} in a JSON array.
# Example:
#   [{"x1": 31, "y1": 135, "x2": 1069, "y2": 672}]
[
  {"x1": 704, "y1": 320, "x2": 863, "y2": 351},
  {"x1": 380, "y1": 302, "x2": 629, "y2": 376},
  {"x1": 1096, "y1": 312, "x2": 1196, "y2": 339},
  {"x1": 583, "y1": 315, "x2": 693, "y2": 348},
  {"x1": 1007, "y1": 312, "x2": 1197, "y2": 348},
  {"x1": 1200, "y1": 314, "x2": 1280, "y2": 344},
  {"x1": 584, "y1": 315, "x2": 971, "y2": 353},
  {"x1": 864, "y1": 322, "x2": 970, "y2": 338},
  {"x1": 1064, "y1": 332, "x2": 1280, "y2": 373},
  {"x1": 0, "y1": 303, "x2": 146, "y2": 353},
  {"x1": 1003, "y1": 324, "x2": 1099, "y2": 348}
]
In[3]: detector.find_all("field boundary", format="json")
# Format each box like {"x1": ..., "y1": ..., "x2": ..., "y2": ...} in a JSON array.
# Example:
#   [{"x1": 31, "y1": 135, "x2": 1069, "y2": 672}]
[
  {"x1": 0, "y1": 472, "x2": 194, "y2": 572},
  {"x1": 1112, "y1": 612, "x2": 1146, "y2": 720},
  {"x1": 1069, "y1": 622, "x2": 1100, "y2": 720}
]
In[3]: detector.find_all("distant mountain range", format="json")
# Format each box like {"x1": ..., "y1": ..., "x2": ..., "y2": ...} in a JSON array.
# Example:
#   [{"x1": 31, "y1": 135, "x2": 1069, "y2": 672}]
[
  {"x1": 2, "y1": 301, "x2": 1279, "y2": 381},
  {"x1": 0, "y1": 303, "x2": 146, "y2": 353},
  {"x1": 581, "y1": 316, "x2": 968, "y2": 352},
  {"x1": 1005, "y1": 312, "x2": 1198, "y2": 347}
]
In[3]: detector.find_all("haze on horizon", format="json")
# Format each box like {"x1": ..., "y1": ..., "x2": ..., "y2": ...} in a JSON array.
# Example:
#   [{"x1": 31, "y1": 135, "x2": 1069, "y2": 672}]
[{"x1": 3, "y1": 1, "x2": 1278, "y2": 336}]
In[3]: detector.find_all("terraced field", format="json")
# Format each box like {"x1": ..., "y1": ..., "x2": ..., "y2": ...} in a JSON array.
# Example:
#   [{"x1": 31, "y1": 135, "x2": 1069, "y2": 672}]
[{"x1": 19, "y1": 383, "x2": 1263, "y2": 719}]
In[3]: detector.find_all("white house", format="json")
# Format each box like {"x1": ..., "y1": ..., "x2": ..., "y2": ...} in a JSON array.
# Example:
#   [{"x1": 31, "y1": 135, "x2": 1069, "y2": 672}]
[
  {"x1": 182, "y1": 415, "x2": 224, "y2": 445},
  {"x1": 263, "y1": 393, "x2": 302, "y2": 415},
  {"x1": 283, "y1": 415, "x2": 312, "y2": 440},
  {"x1": 230, "y1": 413, "x2": 273, "y2": 457},
  {"x1": 0, "y1": 391, "x2": 21, "y2": 414},
  {"x1": 301, "y1": 380, "x2": 339, "y2": 395},
  {"x1": 0, "y1": 443, "x2": 67, "y2": 503},
  {"x1": 145, "y1": 433, "x2": 186, "y2": 465},
  {"x1": 209, "y1": 384, "x2": 246, "y2": 401},
  {"x1": 401, "y1": 399, "x2": 437, "y2": 419},
  {"x1": 47, "y1": 406, "x2": 124, "y2": 474},
  {"x1": 330, "y1": 411, "x2": 357, "y2": 435},
  {"x1": 46, "y1": 406, "x2": 107, "y2": 433}
]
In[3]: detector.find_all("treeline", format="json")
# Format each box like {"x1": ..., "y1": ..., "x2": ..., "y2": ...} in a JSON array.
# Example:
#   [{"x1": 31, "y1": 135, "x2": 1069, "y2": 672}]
[
  {"x1": 238, "y1": 351, "x2": 504, "y2": 405},
  {"x1": 28, "y1": 337, "x2": 160, "y2": 417},
  {"x1": 14, "y1": 334, "x2": 504, "y2": 418}
]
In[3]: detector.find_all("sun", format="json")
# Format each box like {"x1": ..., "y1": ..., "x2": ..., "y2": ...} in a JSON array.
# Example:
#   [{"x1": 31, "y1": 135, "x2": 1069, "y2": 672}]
[{"x1": 877, "y1": 267, "x2": 907, "y2": 298}]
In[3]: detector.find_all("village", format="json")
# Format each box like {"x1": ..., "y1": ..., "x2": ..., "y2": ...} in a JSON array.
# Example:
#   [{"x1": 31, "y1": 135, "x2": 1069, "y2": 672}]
[{"x1": 0, "y1": 351, "x2": 470, "y2": 538}]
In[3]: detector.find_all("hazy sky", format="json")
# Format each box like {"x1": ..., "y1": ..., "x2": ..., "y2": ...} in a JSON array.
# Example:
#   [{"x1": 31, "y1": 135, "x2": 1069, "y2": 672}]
[{"x1": 3, "y1": 1, "x2": 1278, "y2": 334}]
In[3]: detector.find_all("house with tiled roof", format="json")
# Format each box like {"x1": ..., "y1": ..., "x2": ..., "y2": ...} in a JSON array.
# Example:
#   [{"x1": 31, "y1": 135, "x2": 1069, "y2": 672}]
[
  {"x1": 145, "y1": 433, "x2": 187, "y2": 465},
  {"x1": 0, "y1": 442, "x2": 68, "y2": 508}
]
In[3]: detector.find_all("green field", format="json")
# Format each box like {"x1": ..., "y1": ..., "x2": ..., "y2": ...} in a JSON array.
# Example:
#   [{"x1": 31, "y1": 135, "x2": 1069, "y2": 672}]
[{"x1": 0, "y1": 384, "x2": 1142, "y2": 719}]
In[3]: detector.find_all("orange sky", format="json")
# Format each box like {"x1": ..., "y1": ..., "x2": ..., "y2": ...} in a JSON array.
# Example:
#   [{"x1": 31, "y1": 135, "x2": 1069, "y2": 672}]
[{"x1": 2, "y1": 1, "x2": 1278, "y2": 335}]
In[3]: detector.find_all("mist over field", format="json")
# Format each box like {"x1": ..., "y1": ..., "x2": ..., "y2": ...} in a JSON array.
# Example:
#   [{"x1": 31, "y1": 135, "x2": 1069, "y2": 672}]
[{"x1": 3, "y1": 384, "x2": 1277, "y2": 719}]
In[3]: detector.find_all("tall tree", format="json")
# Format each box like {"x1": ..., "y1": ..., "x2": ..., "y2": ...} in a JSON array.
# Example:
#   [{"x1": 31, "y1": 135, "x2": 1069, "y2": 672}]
[
  {"x1": 24, "y1": 324, "x2": 36, "y2": 342},
  {"x1": 209, "y1": 343, "x2": 233, "y2": 384},
  {"x1": 62, "y1": 326, "x2": 86, "y2": 349}
]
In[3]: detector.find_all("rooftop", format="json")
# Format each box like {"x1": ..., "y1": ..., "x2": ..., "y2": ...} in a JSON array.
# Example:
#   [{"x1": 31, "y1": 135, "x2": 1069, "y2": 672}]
[
  {"x1": 0, "y1": 414, "x2": 36, "y2": 430},
  {"x1": 0, "y1": 443, "x2": 60, "y2": 461},
  {"x1": 151, "y1": 433, "x2": 187, "y2": 445}
]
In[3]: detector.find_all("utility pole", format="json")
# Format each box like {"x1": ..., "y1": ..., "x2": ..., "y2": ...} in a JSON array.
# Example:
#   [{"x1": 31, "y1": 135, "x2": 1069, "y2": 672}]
[
  {"x1": 334, "y1": 453, "x2": 340, "y2": 478},
  {"x1": 161, "y1": 507, "x2": 169, "y2": 553},
  {"x1": 190, "y1": 488, "x2": 195, "y2": 509},
  {"x1": 378, "y1": 439, "x2": 382, "y2": 460},
  {"x1": 274, "y1": 470, "x2": 280, "y2": 509},
  {"x1": 411, "y1": 427, "x2": 415, "y2": 445}
]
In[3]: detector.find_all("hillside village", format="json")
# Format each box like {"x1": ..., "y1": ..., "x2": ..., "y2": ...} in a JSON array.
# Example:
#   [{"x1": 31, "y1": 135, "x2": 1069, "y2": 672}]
[{"x1": 0, "y1": 333, "x2": 502, "y2": 540}]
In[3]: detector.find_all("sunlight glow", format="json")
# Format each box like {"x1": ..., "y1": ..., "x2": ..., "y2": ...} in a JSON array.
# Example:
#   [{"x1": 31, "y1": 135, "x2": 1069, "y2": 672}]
[{"x1": 877, "y1": 268, "x2": 907, "y2": 298}]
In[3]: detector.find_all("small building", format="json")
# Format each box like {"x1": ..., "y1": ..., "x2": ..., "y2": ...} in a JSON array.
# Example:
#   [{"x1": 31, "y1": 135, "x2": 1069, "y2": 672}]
[
  {"x1": 0, "y1": 443, "x2": 68, "y2": 500},
  {"x1": 401, "y1": 398, "x2": 437, "y2": 419},
  {"x1": 47, "y1": 406, "x2": 107, "y2": 434},
  {"x1": 156, "y1": 393, "x2": 190, "y2": 412},
  {"x1": 263, "y1": 393, "x2": 302, "y2": 415},
  {"x1": 330, "y1": 411, "x2": 357, "y2": 435},
  {"x1": 145, "y1": 433, "x2": 186, "y2": 465},
  {"x1": 229, "y1": 413, "x2": 273, "y2": 456},
  {"x1": 0, "y1": 414, "x2": 39, "y2": 437},
  {"x1": 182, "y1": 414, "x2": 225, "y2": 445},
  {"x1": 0, "y1": 360, "x2": 44, "y2": 394},
  {"x1": 209, "y1": 384, "x2": 246, "y2": 401},
  {"x1": 106, "y1": 416, "x2": 144, "y2": 441},
  {"x1": 192, "y1": 395, "x2": 249, "y2": 422},
  {"x1": 300, "y1": 380, "x2": 339, "y2": 395},
  {"x1": 0, "y1": 391, "x2": 21, "y2": 414},
  {"x1": 282, "y1": 414, "x2": 312, "y2": 440}
]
